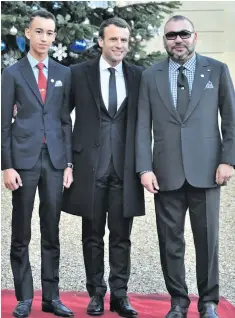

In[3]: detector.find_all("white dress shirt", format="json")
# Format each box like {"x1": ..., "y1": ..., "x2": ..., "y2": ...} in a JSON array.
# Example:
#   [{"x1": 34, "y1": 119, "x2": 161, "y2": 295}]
[{"x1": 99, "y1": 55, "x2": 126, "y2": 110}]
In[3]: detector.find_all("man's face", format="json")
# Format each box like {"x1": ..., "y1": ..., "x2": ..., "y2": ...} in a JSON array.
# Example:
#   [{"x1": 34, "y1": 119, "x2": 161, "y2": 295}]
[
  {"x1": 25, "y1": 16, "x2": 56, "y2": 57},
  {"x1": 98, "y1": 24, "x2": 130, "y2": 66},
  {"x1": 163, "y1": 19, "x2": 197, "y2": 63}
]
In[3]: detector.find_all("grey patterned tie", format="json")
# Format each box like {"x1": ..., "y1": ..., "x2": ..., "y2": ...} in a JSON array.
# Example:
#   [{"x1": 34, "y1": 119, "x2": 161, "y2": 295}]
[
  {"x1": 177, "y1": 66, "x2": 189, "y2": 121},
  {"x1": 108, "y1": 67, "x2": 117, "y2": 118}
]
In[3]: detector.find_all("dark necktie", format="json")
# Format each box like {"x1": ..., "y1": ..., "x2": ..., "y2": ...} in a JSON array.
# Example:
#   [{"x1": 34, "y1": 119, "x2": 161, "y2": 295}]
[
  {"x1": 36, "y1": 62, "x2": 47, "y2": 143},
  {"x1": 108, "y1": 67, "x2": 117, "y2": 117},
  {"x1": 177, "y1": 66, "x2": 189, "y2": 121},
  {"x1": 36, "y1": 62, "x2": 47, "y2": 103}
]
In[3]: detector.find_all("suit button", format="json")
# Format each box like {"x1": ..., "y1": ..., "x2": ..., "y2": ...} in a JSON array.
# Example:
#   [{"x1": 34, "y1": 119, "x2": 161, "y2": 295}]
[
  {"x1": 181, "y1": 123, "x2": 186, "y2": 128},
  {"x1": 44, "y1": 111, "x2": 48, "y2": 115},
  {"x1": 94, "y1": 143, "x2": 99, "y2": 147},
  {"x1": 92, "y1": 168, "x2": 95, "y2": 172}
]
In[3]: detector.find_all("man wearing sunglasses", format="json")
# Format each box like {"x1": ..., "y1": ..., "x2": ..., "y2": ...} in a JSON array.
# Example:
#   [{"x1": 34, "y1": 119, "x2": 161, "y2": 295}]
[{"x1": 136, "y1": 15, "x2": 235, "y2": 318}]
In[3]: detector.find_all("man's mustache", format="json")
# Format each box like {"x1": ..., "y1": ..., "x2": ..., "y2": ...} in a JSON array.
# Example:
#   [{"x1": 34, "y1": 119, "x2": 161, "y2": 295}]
[
  {"x1": 172, "y1": 44, "x2": 191, "y2": 53},
  {"x1": 172, "y1": 44, "x2": 188, "y2": 49}
]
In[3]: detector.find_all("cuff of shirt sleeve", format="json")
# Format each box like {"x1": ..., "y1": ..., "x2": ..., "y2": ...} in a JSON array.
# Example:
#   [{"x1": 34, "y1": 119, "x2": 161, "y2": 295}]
[{"x1": 139, "y1": 170, "x2": 152, "y2": 176}]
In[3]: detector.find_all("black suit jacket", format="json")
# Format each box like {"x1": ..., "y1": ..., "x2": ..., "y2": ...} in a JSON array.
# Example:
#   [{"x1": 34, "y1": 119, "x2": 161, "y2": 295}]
[
  {"x1": 1, "y1": 56, "x2": 72, "y2": 170},
  {"x1": 62, "y1": 56, "x2": 145, "y2": 219}
]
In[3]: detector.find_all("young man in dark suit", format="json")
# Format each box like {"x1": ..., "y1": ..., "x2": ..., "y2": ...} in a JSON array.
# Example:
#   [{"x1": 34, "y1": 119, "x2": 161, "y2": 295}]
[
  {"x1": 1, "y1": 10, "x2": 74, "y2": 317},
  {"x1": 62, "y1": 18, "x2": 145, "y2": 318}
]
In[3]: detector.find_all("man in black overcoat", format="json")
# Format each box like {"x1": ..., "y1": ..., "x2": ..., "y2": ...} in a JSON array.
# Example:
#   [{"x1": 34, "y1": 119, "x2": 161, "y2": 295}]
[{"x1": 62, "y1": 17, "x2": 145, "y2": 318}]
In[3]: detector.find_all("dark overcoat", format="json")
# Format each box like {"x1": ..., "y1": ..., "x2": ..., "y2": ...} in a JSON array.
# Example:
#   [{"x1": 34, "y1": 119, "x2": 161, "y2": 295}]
[{"x1": 62, "y1": 57, "x2": 145, "y2": 220}]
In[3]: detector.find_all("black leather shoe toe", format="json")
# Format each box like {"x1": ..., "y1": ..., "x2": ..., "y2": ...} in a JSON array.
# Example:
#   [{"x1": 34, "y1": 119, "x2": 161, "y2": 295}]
[
  {"x1": 13, "y1": 300, "x2": 32, "y2": 318},
  {"x1": 42, "y1": 299, "x2": 74, "y2": 317},
  {"x1": 110, "y1": 297, "x2": 137, "y2": 318},
  {"x1": 199, "y1": 302, "x2": 219, "y2": 318},
  {"x1": 166, "y1": 305, "x2": 188, "y2": 318},
  {"x1": 87, "y1": 294, "x2": 104, "y2": 316}
]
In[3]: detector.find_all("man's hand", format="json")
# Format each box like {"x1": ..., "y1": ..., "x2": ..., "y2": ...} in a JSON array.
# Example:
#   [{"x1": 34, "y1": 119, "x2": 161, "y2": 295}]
[
  {"x1": 140, "y1": 171, "x2": 159, "y2": 194},
  {"x1": 63, "y1": 167, "x2": 73, "y2": 188},
  {"x1": 216, "y1": 164, "x2": 234, "y2": 185},
  {"x1": 3, "y1": 168, "x2": 22, "y2": 191}
]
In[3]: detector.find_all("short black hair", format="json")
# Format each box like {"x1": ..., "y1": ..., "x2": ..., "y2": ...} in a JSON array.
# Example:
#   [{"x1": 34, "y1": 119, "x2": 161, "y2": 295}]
[
  {"x1": 164, "y1": 15, "x2": 195, "y2": 32},
  {"x1": 99, "y1": 17, "x2": 131, "y2": 38},
  {"x1": 29, "y1": 9, "x2": 56, "y2": 27}
]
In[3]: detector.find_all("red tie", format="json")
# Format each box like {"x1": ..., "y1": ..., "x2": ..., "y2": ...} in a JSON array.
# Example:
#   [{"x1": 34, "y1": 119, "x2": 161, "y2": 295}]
[
  {"x1": 37, "y1": 62, "x2": 47, "y2": 143},
  {"x1": 36, "y1": 62, "x2": 47, "y2": 103}
]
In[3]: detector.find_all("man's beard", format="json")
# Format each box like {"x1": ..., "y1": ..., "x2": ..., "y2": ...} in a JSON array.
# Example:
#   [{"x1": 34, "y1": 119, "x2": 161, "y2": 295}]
[{"x1": 166, "y1": 44, "x2": 195, "y2": 62}]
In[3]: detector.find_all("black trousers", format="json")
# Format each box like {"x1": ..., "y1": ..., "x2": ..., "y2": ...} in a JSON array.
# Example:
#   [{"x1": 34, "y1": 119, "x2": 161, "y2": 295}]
[
  {"x1": 154, "y1": 181, "x2": 220, "y2": 311},
  {"x1": 82, "y1": 160, "x2": 133, "y2": 298},
  {"x1": 10, "y1": 144, "x2": 64, "y2": 301}
]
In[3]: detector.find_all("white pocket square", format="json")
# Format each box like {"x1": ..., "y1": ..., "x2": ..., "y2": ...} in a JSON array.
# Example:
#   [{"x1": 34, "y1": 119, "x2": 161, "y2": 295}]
[
  {"x1": 55, "y1": 80, "x2": 63, "y2": 87},
  {"x1": 205, "y1": 81, "x2": 214, "y2": 89}
]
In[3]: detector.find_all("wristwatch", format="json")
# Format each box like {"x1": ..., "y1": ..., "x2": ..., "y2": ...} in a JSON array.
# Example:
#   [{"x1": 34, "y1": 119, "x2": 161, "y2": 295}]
[{"x1": 67, "y1": 163, "x2": 74, "y2": 169}]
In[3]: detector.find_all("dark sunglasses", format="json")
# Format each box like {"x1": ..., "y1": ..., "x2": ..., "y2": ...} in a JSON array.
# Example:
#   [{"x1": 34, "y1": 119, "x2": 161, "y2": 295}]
[{"x1": 165, "y1": 30, "x2": 194, "y2": 40}]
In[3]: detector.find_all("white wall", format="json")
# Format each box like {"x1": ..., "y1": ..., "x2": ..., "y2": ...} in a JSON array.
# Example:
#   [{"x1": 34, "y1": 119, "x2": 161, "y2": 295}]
[{"x1": 117, "y1": 0, "x2": 235, "y2": 82}]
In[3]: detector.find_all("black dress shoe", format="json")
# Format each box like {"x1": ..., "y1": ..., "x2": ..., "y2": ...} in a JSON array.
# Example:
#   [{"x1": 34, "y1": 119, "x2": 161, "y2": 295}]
[
  {"x1": 166, "y1": 305, "x2": 188, "y2": 318},
  {"x1": 110, "y1": 297, "x2": 137, "y2": 318},
  {"x1": 200, "y1": 302, "x2": 219, "y2": 318},
  {"x1": 87, "y1": 294, "x2": 104, "y2": 316},
  {"x1": 42, "y1": 299, "x2": 74, "y2": 317},
  {"x1": 13, "y1": 300, "x2": 32, "y2": 317}
]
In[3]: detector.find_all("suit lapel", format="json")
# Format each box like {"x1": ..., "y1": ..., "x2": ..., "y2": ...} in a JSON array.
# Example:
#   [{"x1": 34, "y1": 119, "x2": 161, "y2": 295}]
[
  {"x1": 184, "y1": 54, "x2": 211, "y2": 121},
  {"x1": 85, "y1": 58, "x2": 135, "y2": 115},
  {"x1": 122, "y1": 60, "x2": 134, "y2": 117},
  {"x1": 44, "y1": 59, "x2": 57, "y2": 106},
  {"x1": 86, "y1": 57, "x2": 101, "y2": 110},
  {"x1": 19, "y1": 57, "x2": 43, "y2": 105},
  {"x1": 154, "y1": 59, "x2": 182, "y2": 123}
]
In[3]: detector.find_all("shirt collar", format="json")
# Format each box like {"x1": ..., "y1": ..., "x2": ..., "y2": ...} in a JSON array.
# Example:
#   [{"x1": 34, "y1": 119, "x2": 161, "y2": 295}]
[
  {"x1": 169, "y1": 54, "x2": 196, "y2": 73},
  {"x1": 27, "y1": 52, "x2": 49, "y2": 69},
  {"x1": 99, "y1": 55, "x2": 123, "y2": 73}
]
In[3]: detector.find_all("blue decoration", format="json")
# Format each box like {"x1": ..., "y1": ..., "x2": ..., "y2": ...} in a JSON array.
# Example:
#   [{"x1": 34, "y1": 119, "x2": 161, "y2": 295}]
[
  {"x1": 85, "y1": 38, "x2": 95, "y2": 49},
  {"x1": 53, "y1": 1, "x2": 62, "y2": 9},
  {"x1": 16, "y1": 36, "x2": 26, "y2": 52},
  {"x1": 70, "y1": 40, "x2": 87, "y2": 53},
  {"x1": 1, "y1": 41, "x2": 6, "y2": 51}
]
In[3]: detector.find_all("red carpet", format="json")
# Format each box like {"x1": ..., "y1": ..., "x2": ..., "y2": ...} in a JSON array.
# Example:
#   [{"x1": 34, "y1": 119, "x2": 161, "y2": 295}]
[{"x1": 1, "y1": 290, "x2": 235, "y2": 317}]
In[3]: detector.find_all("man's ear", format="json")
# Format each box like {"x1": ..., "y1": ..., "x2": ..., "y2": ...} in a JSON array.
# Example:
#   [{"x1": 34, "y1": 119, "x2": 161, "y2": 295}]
[
  {"x1": 52, "y1": 31, "x2": 57, "y2": 42},
  {"x1": 163, "y1": 36, "x2": 167, "y2": 49},
  {"x1": 98, "y1": 36, "x2": 104, "y2": 48},
  {"x1": 25, "y1": 28, "x2": 30, "y2": 40}
]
